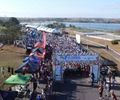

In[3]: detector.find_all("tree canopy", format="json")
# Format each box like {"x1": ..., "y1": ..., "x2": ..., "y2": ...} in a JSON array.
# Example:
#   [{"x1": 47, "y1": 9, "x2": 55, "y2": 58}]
[
  {"x1": 8, "y1": 17, "x2": 20, "y2": 25},
  {"x1": 47, "y1": 22, "x2": 66, "y2": 28},
  {"x1": 0, "y1": 17, "x2": 21, "y2": 44}
]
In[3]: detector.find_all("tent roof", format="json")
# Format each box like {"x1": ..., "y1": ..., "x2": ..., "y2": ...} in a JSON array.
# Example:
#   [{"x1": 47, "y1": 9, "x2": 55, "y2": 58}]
[
  {"x1": 4, "y1": 74, "x2": 31, "y2": 85},
  {"x1": 15, "y1": 61, "x2": 39, "y2": 73}
]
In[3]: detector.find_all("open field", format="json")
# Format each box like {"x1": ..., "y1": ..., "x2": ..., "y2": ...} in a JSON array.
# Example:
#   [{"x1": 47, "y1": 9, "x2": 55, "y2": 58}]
[
  {"x1": 85, "y1": 36, "x2": 120, "y2": 53},
  {"x1": 0, "y1": 45, "x2": 25, "y2": 68},
  {"x1": 83, "y1": 38, "x2": 120, "y2": 71}
]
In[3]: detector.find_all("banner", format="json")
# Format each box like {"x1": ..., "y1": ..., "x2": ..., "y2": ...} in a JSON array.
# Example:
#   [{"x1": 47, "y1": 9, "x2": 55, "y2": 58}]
[
  {"x1": 90, "y1": 65, "x2": 100, "y2": 82},
  {"x1": 42, "y1": 32, "x2": 46, "y2": 48},
  {"x1": 56, "y1": 54, "x2": 99, "y2": 62}
]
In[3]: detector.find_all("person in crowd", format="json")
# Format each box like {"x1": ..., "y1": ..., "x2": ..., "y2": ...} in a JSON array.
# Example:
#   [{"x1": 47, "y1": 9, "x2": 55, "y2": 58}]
[
  {"x1": 91, "y1": 73, "x2": 95, "y2": 86},
  {"x1": 105, "y1": 80, "x2": 111, "y2": 97},
  {"x1": 98, "y1": 84, "x2": 104, "y2": 100},
  {"x1": 112, "y1": 72, "x2": 116, "y2": 88},
  {"x1": 8, "y1": 87, "x2": 12, "y2": 91},
  {"x1": 33, "y1": 79, "x2": 37, "y2": 91},
  {"x1": 100, "y1": 74, "x2": 106, "y2": 86},
  {"x1": 0, "y1": 93, "x2": 3, "y2": 100},
  {"x1": 29, "y1": 90, "x2": 37, "y2": 100},
  {"x1": 31, "y1": 76, "x2": 37, "y2": 91},
  {"x1": 106, "y1": 45, "x2": 109, "y2": 50},
  {"x1": 111, "y1": 90, "x2": 117, "y2": 100},
  {"x1": 108, "y1": 70, "x2": 112, "y2": 83},
  {"x1": 41, "y1": 89, "x2": 46, "y2": 100}
]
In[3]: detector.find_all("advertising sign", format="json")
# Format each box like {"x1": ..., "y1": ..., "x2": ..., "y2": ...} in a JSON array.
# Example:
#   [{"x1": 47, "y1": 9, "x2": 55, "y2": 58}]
[
  {"x1": 56, "y1": 54, "x2": 99, "y2": 62},
  {"x1": 54, "y1": 65, "x2": 63, "y2": 81}
]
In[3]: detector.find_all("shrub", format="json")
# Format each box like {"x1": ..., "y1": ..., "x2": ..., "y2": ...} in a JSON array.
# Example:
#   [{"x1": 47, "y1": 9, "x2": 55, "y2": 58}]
[{"x1": 111, "y1": 40, "x2": 118, "y2": 44}]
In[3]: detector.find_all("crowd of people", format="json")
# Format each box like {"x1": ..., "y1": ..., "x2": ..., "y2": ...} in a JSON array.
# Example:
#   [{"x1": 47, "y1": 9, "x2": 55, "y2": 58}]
[
  {"x1": 47, "y1": 32, "x2": 119, "y2": 100},
  {"x1": 2, "y1": 28, "x2": 118, "y2": 100},
  {"x1": 97, "y1": 69, "x2": 118, "y2": 100},
  {"x1": 29, "y1": 60, "x2": 53, "y2": 100},
  {"x1": 47, "y1": 33, "x2": 90, "y2": 54},
  {"x1": 46, "y1": 33, "x2": 98, "y2": 69},
  {"x1": 24, "y1": 30, "x2": 43, "y2": 48},
  {"x1": 13, "y1": 30, "x2": 53, "y2": 100}
]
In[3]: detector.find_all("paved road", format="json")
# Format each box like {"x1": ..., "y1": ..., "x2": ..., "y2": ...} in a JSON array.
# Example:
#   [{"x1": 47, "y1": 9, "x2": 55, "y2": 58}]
[
  {"x1": 49, "y1": 78, "x2": 99, "y2": 100},
  {"x1": 48, "y1": 77, "x2": 120, "y2": 100}
]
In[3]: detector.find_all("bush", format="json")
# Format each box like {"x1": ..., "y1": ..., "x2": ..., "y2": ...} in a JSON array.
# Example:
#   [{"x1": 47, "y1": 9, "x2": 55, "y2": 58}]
[{"x1": 111, "y1": 40, "x2": 118, "y2": 44}]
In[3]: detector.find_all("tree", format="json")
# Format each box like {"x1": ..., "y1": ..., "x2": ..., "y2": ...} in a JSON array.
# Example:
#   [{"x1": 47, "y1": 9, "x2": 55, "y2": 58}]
[
  {"x1": 47, "y1": 22, "x2": 66, "y2": 28},
  {"x1": 0, "y1": 17, "x2": 21, "y2": 44},
  {"x1": 8, "y1": 17, "x2": 20, "y2": 26},
  {"x1": 0, "y1": 20, "x2": 3, "y2": 25}
]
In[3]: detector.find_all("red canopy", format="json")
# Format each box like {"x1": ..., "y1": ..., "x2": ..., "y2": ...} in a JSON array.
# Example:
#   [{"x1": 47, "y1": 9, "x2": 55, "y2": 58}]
[{"x1": 34, "y1": 32, "x2": 46, "y2": 49}]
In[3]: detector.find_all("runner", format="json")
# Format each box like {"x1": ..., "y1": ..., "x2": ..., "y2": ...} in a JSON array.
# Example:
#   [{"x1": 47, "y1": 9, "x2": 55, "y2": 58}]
[
  {"x1": 111, "y1": 90, "x2": 117, "y2": 100},
  {"x1": 91, "y1": 73, "x2": 95, "y2": 86},
  {"x1": 98, "y1": 84, "x2": 104, "y2": 100}
]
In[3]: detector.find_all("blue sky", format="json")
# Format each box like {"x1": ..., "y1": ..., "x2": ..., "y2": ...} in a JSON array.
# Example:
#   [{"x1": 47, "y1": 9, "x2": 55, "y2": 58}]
[{"x1": 0, "y1": 0, "x2": 120, "y2": 18}]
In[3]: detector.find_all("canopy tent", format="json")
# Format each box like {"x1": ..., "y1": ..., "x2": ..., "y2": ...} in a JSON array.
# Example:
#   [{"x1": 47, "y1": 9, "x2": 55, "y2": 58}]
[
  {"x1": 23, "y1": 55, "x2": 41, "y2": 64},
  {"x1": 15, "y1": 61, "x2": 40, "y2": 73},
  {"x1": 34, "y1": 42, "x2": 45, "y2": 49},
  {"x1": 30, "y1": 48, "x2": 46, "y2": 59},
  {"x1": 32, "y1": 48, "x2": 44, "y2": 54},
  {"x1": 4, "y1": 74, "x2": 31, "y2": 85},
  {"x1": 34, "y1": 50, "x2": 46, "y2": 59},
  {"x1": 0, "y1": 90, "x2": 18, "y2": 100}
]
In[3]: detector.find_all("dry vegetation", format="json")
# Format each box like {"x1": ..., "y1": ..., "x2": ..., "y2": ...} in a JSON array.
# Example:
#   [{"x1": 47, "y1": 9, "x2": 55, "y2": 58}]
[
  {"x1": 85, "y1": 37, "x2": 120, "y2": 70},
  {"x1": 0, "y1": 45, "x2": 25, "y2": 68},
  {"x1": 86, "y1": 37, "x2": 120, "y2": 54}
]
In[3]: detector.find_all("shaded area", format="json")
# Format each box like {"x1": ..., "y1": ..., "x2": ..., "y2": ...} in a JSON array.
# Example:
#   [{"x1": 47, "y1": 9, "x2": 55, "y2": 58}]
[
  {"x1": 111, "y1": 84, "x2": 120, "y2": 91},
  {"x1": 101, "y1": 56, "x2": 117, "y2": 67},
  {"x1": 48, "y1": 77, "x2": 100, "y2": 100},
  {"x1": 48, "y1": 79, "x2": 77, "y2": 100}
]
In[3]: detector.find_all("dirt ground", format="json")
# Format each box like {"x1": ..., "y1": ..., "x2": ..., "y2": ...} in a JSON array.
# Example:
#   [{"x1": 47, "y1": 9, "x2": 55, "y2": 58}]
[
  {"x1": 0, "y1": 45, "x2": 25, "y2": 68},
  {"x1": 0, "y1": 45, "x2": 26, "y2": 88}
]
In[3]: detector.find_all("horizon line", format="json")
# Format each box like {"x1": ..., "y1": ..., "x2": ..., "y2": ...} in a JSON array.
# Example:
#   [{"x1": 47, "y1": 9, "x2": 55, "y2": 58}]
[{"x1": 0, "y1": 16, "x2": 120, "y2": 19}]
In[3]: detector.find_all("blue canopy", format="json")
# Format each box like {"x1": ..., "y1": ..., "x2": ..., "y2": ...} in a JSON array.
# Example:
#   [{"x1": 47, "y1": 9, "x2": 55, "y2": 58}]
[
  {"x1": 32, "y1": 48, "x2": 44, "y2": 54},
  {"x1": 23, "y1": 57, "x2": 29, "y2": 62},
  {"x1": 23, "y1": 56, "x2": 40, "y2": 64},
  {"x1": 15, "y1": 61, "x2": 40, "y2": 73}
]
